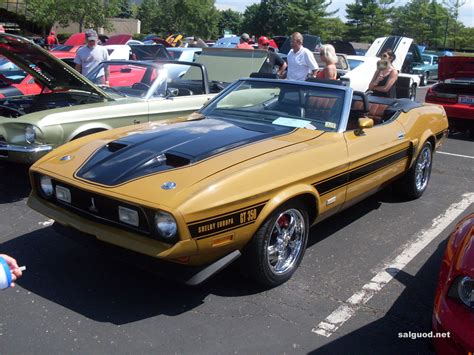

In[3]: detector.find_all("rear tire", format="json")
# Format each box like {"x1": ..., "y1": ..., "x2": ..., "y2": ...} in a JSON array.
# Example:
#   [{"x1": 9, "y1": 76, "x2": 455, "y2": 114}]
[
  {"x1": 408, "y1": 84, "x2": 417, "y2": 101},
  {"x1": 421, "y1": 72, "x2": 429, "y2": 86},
  {"x1": 395, "y1": 141, "x2": 433, "y2": 199},
  {"x1": 243, "y1": 201, "x2": 309, "y2": 287}
]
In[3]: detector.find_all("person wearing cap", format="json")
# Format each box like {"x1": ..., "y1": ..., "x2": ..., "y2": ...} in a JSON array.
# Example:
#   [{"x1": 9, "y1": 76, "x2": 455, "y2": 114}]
[
  {"x1": 286, "y1": 32, "x2": 319, "y2": 81},
  {"x1": 236, "y1": 33, "x2": 254, "y2": 49},
  {"x1": 74, "y1": 30, "x2": 110, "y2": 83},
  {"x1": 46, "y1": 30, "x2": 59, "y2": 50},
  {"x1": 258, "y1": 36, "x2": 287, "y2": 78}
]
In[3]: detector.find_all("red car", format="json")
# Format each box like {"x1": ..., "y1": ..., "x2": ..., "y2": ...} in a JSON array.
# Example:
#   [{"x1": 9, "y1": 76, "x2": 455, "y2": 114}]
[
  {"x1": 0, "y1": 51, "x2": 77, "y2": 98},
  {"x1": 425, "y1": 56, "x2": 474, "y2": 135},
  {"x1": 432, "y1": 213, "x2": 474, "y2": 354}
]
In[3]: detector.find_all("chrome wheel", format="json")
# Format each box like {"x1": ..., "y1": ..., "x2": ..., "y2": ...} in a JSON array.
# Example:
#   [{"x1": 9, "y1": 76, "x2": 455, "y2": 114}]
[
  {"x1": 415, "y1": 145, "x2": 432, "y2": 192},
  {"x1": 266, "y1": 209, "x2": 305, "y2": 274}
]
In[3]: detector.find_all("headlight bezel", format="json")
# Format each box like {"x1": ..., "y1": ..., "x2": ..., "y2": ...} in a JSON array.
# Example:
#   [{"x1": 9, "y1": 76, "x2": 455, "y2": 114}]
[
  {"x1": 448, "y1": 275, "x2": 474, "y2": 309},
  {"x1": 25, "y1": 125, "x2": 36, "y2": 144},
  {"x1": 39, "y1": 174, "x2": 54, "y2": 198},
  {"x1": 153, "y1": 210, "x2": 178, "y2": 242}
]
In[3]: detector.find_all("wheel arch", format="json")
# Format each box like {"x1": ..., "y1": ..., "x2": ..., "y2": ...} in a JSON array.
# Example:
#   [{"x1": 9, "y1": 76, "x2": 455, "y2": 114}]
[
  {"x1": 408, "y1": 134, "x2": 435, "y2": 169},
  {"x1": 68, "y1": 124, "x2": 112, "y2": 141},
  {"x1": 255, "y1": 184, "x2": 320, "y2": 231}
]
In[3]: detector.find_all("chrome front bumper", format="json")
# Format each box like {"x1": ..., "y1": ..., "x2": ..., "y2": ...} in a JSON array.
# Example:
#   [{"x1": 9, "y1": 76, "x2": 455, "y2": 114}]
[{"x1": 0, "y1": 143, "x2": 53, "y2": 164}]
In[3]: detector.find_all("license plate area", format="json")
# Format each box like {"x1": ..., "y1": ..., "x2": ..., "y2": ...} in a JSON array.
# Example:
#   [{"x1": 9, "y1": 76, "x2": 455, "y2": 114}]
[{"x1": 458, "y1": 95, "x2": 474, "y2": 105}]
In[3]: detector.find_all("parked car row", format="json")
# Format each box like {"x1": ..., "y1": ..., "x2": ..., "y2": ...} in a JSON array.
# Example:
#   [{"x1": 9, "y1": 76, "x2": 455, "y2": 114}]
[{"x1": 0, "y1": 33, "x2": 267, "y2": 164}]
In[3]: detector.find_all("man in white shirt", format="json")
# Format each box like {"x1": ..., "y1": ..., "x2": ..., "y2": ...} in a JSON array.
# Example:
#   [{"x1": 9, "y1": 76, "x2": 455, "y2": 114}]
[
  {"x1": 74, "y1": 30, "x2": 110, "y2": 84},
  {"x1": 286, "y1": 32, "x2": 319, "y2": 81}
]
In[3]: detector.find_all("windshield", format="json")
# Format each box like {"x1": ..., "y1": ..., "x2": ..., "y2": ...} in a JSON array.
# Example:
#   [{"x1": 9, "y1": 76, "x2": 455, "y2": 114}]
[
  {"x1": 87, "y1": 62, "x2": 168, "y2": 98},
  {"x1": 167, "y1": 49, "x2": 183, "y2": 60},
  {"x1": 422, "y1": 55, "x2": 431, "y2": 64},
  {"x1": 348, "y1": 59, "x2": 364, "y2": 69},
  {"x1": 0, "y1": 57, "x2": 26, "y2": 83},
  {"x1": 201, "y1": 80, "x2": 346, "y2": 132},
  {"x1": 51, "y1": 45, "x2": 74, "y2": 52}
]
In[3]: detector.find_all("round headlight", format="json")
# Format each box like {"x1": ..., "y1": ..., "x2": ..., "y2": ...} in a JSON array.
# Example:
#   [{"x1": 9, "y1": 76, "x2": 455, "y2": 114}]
[
  {"x1": 25, "y1": 126, "x2": 36, "y2": 144},
  {"x1": 154, "y1": 211, "x2": 177, "y2": 239},
  {"x1": 39, "y1": 175, "x2": 53, "y2": 197},
  {"x1": 457, "y1": 276, "x2": 474, "y2": 308}
]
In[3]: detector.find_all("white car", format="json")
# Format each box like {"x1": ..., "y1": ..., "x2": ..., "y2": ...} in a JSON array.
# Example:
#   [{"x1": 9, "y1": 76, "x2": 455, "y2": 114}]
[
  {"x1": 166, "y1": 47, "x2": 203, "y2": 79},
  {"x1": 104, "y1": 44, "x2": 133, "y2": 60},
  {"x1": 341, "y1": 36, "x2": 421, "y2": 100}
]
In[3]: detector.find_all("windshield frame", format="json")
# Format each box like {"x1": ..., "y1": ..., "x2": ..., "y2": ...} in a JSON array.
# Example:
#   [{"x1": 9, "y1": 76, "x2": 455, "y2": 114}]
[{"x1": 200, "y1": 78, "x2": 352, "y2": 133}]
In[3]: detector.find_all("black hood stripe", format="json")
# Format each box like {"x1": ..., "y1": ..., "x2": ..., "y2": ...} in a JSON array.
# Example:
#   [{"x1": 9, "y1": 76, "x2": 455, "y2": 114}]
[{"x1": 75, "y1": 118, "x2": 296, "y2": 187}]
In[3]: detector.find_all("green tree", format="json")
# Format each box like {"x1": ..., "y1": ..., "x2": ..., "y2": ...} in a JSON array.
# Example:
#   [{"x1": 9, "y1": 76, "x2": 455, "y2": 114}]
[
  {"x1": 456, "y1": 26, "x2": 474, "y2": 50},
  {"x1": 117, "y1": 0, "x2": 133, "y2": 18},
  {"x1": 217, "y1": 9, "x2": 242, "y2": 36},
  {"x1": 57, "y1": 0, "x2": 122, "y2": 32},
  {"x1": 391, "y1": 0, "x2": 432, "y2": 44},
  {"x1": 346, "y1": 0, "x2": 394, "y2": 42},
  {"x1": 426, "y1": 0, "x2": 450, "y2": 49},
  {"x1": 443, "y1": 0, "x2": 467, "y2": 50},
  {"x1": 26, "y1": 0, "x2": 60, "y2": 35},
  {"x1": 240, "y1": 3, "x2": 261, "y2": 35},
  {"x1": 180, "y1": 0, "x2": 219, "y2": 39},
  {"x1": 138, "y1": 0, "x2": 218, "y2": 39},
  {"x1": 286, "y1": 0, "x2": 335, "y2": 35},
  {"x1": 320, "y1": 17, "x2": 346, "y2": 41},
  {"x1": 137, "y1": 0, "x2": 160, "y2": 34},
  {"x1": 259, "y1": 0, "x2": 290, "y2": 36}
]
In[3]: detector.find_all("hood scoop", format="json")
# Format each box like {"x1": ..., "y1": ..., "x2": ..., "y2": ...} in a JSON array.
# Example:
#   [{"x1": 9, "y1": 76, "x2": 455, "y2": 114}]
[{"x1": 76, "y1": 118, "x2": 293, "y2": 186}]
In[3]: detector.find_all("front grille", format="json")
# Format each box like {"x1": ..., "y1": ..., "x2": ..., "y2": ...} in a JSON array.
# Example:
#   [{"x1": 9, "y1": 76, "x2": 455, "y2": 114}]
[{"x1": 37, "y1": 176, "x2": 152, "y2": 235}]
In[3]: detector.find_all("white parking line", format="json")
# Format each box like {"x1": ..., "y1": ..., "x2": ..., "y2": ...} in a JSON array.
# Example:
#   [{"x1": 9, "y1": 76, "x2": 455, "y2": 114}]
[
  {"x1": 438, "y1": 151, "x2": 474, "y2": 159},
  {"x1": 38, "y1": 219, "x2": 54, "y2": 227},
  {"x1": 312, "y1": 192, "x2": 474, "y2": 338}
]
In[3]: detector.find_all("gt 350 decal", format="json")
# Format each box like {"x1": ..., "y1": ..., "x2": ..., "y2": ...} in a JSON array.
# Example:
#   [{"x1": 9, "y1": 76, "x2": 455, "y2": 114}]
[{"x1": 188, "y1": 201, "x2": 267, "y2": 239}]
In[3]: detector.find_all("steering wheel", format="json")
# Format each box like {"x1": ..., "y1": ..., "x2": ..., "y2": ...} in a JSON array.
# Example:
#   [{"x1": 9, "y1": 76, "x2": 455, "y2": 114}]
[
  {"x1": 177, "y1": 88, "x2": 194, "y2": 96},
  {"x1": 131, "y1": 82, "x2": 150, "y2": 91}
]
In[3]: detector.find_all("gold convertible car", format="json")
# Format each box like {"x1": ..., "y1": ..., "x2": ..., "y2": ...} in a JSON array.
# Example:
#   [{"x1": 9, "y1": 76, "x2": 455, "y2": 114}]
[{"x1": 28, "y1": 78, "x2": 448, "y2": 287}]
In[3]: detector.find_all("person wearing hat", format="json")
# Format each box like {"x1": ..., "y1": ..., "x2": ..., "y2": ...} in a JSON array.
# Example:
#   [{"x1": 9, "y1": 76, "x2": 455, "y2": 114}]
[
  {"x1": 46, "y1": 30, "x2": 59, "y2": 50},
  {"x1": 236, "y1": 33, "x2": 253, "y2": 49},
  {"x1": 74, "y1": 29, "x2": 110, "y2": 83},
  {"x1": 257, "y1": 36, "x2": 287, "y2": 78}
]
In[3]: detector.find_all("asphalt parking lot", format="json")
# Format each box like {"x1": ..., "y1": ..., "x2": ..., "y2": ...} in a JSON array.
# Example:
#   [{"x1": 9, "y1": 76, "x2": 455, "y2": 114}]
[{"x1": 0, "y1": 85, "x2": 472, "y2": 354}]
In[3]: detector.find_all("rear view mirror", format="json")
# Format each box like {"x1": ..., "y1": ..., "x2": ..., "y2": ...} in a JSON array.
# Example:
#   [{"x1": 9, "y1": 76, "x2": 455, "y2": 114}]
[{"x1": 355, "y1": 117, "x2": 374, "y2": 136}]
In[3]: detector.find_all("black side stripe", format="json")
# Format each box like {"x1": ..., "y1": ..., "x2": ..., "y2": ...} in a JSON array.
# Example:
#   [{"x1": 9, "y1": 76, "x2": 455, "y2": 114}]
[{"x1": 313, "y1": 146, "x2": 411, "y2": 195}]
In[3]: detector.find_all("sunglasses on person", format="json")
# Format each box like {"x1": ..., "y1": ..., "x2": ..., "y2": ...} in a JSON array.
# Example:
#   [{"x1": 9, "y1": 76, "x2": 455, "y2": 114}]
[{"x1": 262, "y1": 43, "x2": 269, "y2": 47}]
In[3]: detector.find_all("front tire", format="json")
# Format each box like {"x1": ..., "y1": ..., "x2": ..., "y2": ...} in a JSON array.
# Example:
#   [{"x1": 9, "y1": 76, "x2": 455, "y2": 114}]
[
  {"x1": 396, "y1": 141, "x2": 433, "y2": 199},
  {"x1": 243, "y1": 201, "x2": 309, "y2": 287}
]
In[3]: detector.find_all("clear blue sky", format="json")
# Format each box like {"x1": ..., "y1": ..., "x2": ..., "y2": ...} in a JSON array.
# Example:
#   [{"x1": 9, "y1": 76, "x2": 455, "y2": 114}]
[{"x1": 215, "y1": 0, "x2": 473, "y2": 27}]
